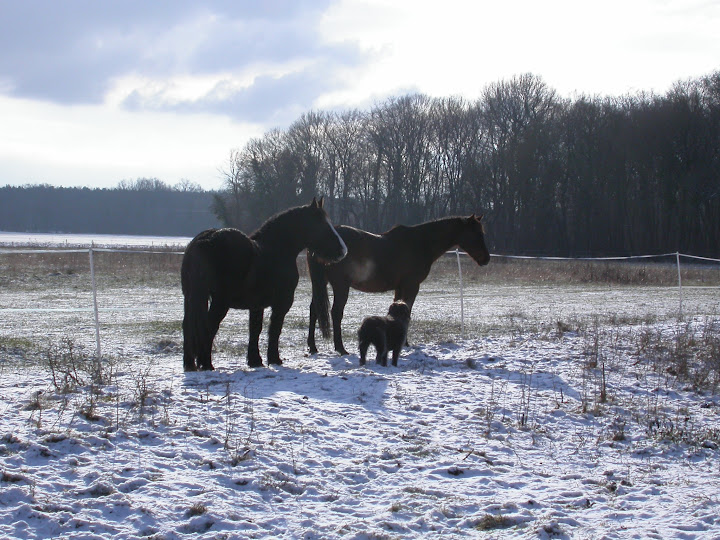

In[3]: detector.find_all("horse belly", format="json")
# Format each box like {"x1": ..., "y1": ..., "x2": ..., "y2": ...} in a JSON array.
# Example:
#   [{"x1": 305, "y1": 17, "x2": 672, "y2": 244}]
[
  {"x1": 228, "y1": 265, "x2": 297, "y2": 310},
  {"x1": 348, "y1": 259, "x2": 377, "y2": 288},
  {"x1": 347, "y1": 258, "x2": 396, "y2": 292}
]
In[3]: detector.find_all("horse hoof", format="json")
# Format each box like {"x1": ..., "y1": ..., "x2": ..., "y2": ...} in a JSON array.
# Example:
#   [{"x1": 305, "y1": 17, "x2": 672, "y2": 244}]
[
  {"x1": 308, "y1": 347, "x2": 318, "y2": 355},
  {"x1": 247, "y1": 358, "x2": 264, "y2": 368},
  {"x1": 336, "y1": 348, "x2": 349, "y2": 356},
  {"x1": 268, "y1": 358, "x2": 283, "y2": 366}
]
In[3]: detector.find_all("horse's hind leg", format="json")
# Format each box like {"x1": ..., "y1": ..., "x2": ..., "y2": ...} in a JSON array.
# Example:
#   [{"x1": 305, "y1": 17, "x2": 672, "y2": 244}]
[
  {"x1": 331, "y1": 284, "x2": 350, "y2": 355},
  {"x1": 197, "y1": 300, "x2": 228, "y2": 370},
  {"x1": 182, "y1": 294, "x2": 207, "y2": 372},
  {"x1": 183, "y1": 332, "x2": 197, "y2": 371},
  {"x1": 247, "y1": 309, "x2": 264, "y2": 368},
  {"x1": 307, "y1": 300, "x2": 318, "y2": 354}
]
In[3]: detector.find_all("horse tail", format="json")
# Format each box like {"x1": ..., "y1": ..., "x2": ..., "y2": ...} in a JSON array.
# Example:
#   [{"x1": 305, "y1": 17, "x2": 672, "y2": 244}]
[
  {"x1": 181, "y1": 236, "x2": 212, "y2": 371},
  {"x1": 308, "y1": 253, "x2": 331, "y2": 339}
]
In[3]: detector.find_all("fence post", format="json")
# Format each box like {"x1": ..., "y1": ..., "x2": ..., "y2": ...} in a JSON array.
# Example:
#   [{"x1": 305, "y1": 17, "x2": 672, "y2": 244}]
[
  {"x1": 676, "y1": 251, "x2": 683, "y2": 320},
  {"x1": 456, "y1": 249, "x2": 465, "y2": 338},
  {"x1": 89, "y1": 243, "x2": 102, "y2": 359}
]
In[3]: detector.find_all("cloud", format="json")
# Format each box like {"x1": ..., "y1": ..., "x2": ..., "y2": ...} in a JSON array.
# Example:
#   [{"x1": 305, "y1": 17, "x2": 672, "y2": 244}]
[{"x1": 0, "y1": 0, "x2": 364, "y2": 121}]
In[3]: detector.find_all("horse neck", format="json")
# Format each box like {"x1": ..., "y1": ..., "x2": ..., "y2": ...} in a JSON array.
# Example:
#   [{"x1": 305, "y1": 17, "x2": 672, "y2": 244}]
[
  {"x1": 251, "y1": 209, "x2": 309, "y2": 256},
  {"x1": 413, "y1": 218, "x2": 463, "y2": 262}
]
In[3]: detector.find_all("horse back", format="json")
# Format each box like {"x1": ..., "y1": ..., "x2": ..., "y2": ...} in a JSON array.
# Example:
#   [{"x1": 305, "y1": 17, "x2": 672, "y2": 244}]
[{"x1": 183, "y1": 228, "x2": 257, "y2": 293}]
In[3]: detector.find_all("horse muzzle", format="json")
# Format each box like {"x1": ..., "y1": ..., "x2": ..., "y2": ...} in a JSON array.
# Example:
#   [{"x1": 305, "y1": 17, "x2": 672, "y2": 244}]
[{"x1": 314, "y1": 246, "x2": 347, "y2": 264}]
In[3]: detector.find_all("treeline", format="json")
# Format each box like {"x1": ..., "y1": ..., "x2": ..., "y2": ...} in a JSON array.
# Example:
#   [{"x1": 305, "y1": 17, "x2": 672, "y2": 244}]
[
  {"x1": 214, "y1": 72, "x2": 720, "y2": 257},
  {"x1": 0, "y1": 180, "x2": 221, "y2": 236}
]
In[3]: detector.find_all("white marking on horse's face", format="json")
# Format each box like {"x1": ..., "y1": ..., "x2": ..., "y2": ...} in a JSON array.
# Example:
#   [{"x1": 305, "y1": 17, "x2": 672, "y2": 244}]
[
  {"x1": 326, "y1": 216, "x2": 348, "y2": 260},
  {"x1": 350, "y1": 258, "x2": 375, "y2": 283}
]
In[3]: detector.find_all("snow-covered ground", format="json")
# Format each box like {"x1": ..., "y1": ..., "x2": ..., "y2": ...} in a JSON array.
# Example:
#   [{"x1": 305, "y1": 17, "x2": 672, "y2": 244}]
[
  {"x1": 0, "y1": 232, "x2": 191, "y2": 249},
  {"x1": 1, "y1": 249, "x2": 720, "y2": 539}
]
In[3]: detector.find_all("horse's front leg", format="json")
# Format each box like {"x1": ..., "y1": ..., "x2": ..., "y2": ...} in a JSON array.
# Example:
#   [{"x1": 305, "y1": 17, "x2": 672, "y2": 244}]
[
  {"x1": 267, "y1": 305, "x2": 290, "y2": 365},
  {"x1": 247, "y1": 309, "x2": 264, "y2": 368},
  {"x1": 395, "y1": 283, "x2": 419, "y2": 346}
]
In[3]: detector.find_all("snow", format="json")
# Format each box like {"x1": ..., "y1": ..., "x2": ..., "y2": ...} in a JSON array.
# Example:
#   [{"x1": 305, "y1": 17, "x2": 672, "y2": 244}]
[
  {"x1": 1, "y1": 245, "x2": 720, "y2": 539},
  {"x1": 0, "y1": 232, "x2": 190, "y2": 249}
]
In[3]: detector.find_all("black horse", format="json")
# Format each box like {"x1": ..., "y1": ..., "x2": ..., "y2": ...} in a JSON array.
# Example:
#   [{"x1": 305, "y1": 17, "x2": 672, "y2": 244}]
[
  {"x1": 182, "y1": 198, "x2": 347, "y2": 371},
  {"x1": 307, "y1": 215, "x2": 489, "y2": 355}
]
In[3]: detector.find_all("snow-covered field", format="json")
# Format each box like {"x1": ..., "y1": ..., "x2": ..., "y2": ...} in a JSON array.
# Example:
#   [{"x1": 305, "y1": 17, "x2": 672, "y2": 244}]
[
  {"x1": 1, "y1": 246, "x2": 720, "y2": 539},
  {"x1": 0, "y1": 232, "x2": 191, "y2": 249}
]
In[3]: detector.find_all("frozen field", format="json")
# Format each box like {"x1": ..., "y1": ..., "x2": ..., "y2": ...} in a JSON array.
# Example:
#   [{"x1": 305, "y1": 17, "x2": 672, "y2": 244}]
[{"x1": 1, "y1": 247, "x2": 719, "y2": 539}]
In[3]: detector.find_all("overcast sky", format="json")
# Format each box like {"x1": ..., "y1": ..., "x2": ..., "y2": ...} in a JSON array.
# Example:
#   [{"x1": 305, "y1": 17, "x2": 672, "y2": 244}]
[{"x1": 1, "y1": 0, "x2": 718, "y2": 191}]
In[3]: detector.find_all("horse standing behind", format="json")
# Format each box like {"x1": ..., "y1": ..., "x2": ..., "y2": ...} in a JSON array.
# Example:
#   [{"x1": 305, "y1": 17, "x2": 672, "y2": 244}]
[
  {"x1": 182, "y1": 198, "x2": 347, "y2": 371},
  {"x1": 307, "y1": 215, "x2": 489, "y2": 355}
]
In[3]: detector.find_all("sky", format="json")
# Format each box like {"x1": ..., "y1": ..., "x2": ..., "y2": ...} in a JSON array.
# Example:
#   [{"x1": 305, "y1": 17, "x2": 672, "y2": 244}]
[{"x1": 1, "y1": 0, "x2": 719, "y2": 191}]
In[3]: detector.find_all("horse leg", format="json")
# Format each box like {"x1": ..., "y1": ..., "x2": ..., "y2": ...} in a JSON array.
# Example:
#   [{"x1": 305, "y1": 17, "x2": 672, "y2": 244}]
[
  {"x1": 307, "y1": 299, "x2": 318, "y2": 354},
  {"x1": 182, "y1": 311, "x2": 199, "y2": 371},
  {"x1": 198, "y1": 300, "x2": 228, "y2": 370},
  {"x1": 182, "y1": 290, "x2": 209, "y2": 372},
  {"x1": 267, "y1": 305, "x2": 290, "y2": 365},
  {"x1": 331, "y1": 284, "x2": 350, "y2": 355},
  {"x1": 395, "y1": 283, "x2": 419, "y2": 346},
  {"x1": 247, "y1": 309, "x2": 264, "y2": 368}
]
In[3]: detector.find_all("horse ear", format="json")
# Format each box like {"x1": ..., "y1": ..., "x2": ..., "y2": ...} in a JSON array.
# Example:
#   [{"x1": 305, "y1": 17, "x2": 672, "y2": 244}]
[
  {"x1": 310, "y1": 197, "x2": 318, "y2": 208},
  {"x1": 477, "y1": 214, "x2": 484, "y2": 221},
  {"x1": 318, "y1": 196, "x2": 325, "y2": 209},
  {"x1": 469, "y1": 213, "x2": 476, "y2": 221}
]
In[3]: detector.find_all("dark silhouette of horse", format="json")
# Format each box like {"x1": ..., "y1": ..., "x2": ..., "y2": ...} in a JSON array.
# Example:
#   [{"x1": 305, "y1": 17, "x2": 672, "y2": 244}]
[
  {"x1": 358, "y1": 301, "x2": 411, "y2": 367},
  {"x1": 307, "y1": 214, "x2": 489, "y2": 355},
  {"x1": 182, "y1": 198, "x2": 347, "y2": 371}
]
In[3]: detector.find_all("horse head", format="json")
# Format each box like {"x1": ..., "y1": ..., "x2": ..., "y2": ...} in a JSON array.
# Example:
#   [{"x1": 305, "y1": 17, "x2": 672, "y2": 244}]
[
  {"x1": 306, "y1": 197, "x2": 348, "y2": 264},
  {"x1": 458, "y1": 214, "x2": 490, "y2": 266}
]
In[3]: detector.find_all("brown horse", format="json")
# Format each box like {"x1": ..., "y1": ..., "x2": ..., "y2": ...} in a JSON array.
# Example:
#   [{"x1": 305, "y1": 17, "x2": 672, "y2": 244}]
[
  {"x1": 307, "y1": 215, "x2": 490, "y2": 355},
  {"x1": 182, "y1": 198, "x2": 347, "y2": 371}
]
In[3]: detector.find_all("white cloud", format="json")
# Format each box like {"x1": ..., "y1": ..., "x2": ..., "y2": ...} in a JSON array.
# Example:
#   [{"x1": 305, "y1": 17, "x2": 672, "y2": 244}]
[
  {"x1": 317, "y1": 0, "x2": 720, "y2": 106},
  {"x1": 0, "y1": 95, "x2": 263, "y2": 189}
]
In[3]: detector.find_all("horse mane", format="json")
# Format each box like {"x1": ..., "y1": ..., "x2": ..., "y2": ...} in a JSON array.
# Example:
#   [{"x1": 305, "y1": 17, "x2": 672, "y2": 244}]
[
  {"x1": 250, "y1": 204, "x2": 313, "y2": 241},
  {"x1": 384, "y1": 216, "x2": 463, "y2": 236}
]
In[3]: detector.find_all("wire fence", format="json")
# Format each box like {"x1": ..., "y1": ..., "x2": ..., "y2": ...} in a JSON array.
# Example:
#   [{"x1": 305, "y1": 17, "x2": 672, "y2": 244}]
[
  {"x1": 1, "y1": 243, "x2": 719, "y2": 358},
  {"x1": 453, "y1": 250, "x2": 720, "y2": 338}
]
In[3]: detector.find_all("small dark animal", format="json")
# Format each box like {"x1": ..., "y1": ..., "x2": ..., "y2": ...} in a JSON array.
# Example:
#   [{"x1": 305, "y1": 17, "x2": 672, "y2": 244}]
[
  {"x1": 357, "y1": 301, "x2": 411, "y2": 367},
  {"x1": 308, "y1": 215, "x2": 490, "y2": 355},
  {"x1": 181, "y1": 198, "x2": 347, "y2": 371}
]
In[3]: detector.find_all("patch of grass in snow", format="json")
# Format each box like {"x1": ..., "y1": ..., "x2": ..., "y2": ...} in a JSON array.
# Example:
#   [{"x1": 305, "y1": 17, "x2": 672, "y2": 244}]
[
  {"x1": 186, "y1": 502, "x2": 207, "y2": 517},
  {"x1": 44, "y1": 338, "x2": 114, "y2": 394},
  {"x1": 0, "y1": 336, "x2": 38, "y2": 359},
  {"x1": 128, "y1": 320, "x2": 182, "y2": 335},
  {"x1": 582, "y1": 315, "x2": 720, "y2": 395},
  {"x1": 474, "y1": 513, "x2": 516, "y2": 531}
]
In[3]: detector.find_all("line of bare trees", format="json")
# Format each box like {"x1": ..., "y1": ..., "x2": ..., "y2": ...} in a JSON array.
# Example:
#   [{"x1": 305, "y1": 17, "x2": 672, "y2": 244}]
[
  {"x1": 0, "y1": 180, "x2": 219, "y2": 236},
  {"x1": 213, "y1": 71, "x2": 720, "y2": 257}
]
